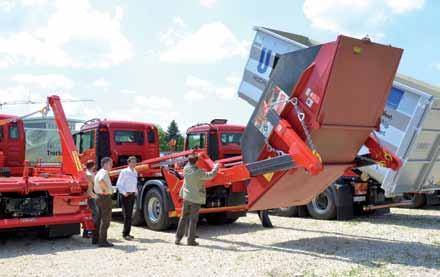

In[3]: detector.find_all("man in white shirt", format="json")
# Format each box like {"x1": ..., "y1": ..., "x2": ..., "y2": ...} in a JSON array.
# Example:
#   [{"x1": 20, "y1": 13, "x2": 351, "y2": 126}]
[
  {"x1": 94, "y1": 157, "x2": 114, "y2": 247},
  {"x1": 116, "y1": 156, "x2": 138, "y2": 240}
]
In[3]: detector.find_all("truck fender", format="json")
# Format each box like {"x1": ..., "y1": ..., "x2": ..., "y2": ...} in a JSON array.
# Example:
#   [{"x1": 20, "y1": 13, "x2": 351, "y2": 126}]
[{"x1": 138, "y1": 179, "x2": 175, "y2": 213}]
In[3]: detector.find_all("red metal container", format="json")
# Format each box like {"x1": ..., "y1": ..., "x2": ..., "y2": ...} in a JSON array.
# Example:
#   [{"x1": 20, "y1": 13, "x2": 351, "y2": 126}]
[{"x1": 244, "y1": 35, "x2": 403, "y2": 210}]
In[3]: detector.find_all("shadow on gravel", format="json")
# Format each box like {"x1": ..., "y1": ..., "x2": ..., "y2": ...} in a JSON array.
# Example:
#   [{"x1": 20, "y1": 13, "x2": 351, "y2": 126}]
[
  {"x1": 202, "y1": 234, "x2": 440, "y2": 270},
  {"x1": 0, "y1": 231, "x2": 96, "y2": 259},
  {"x1": 364, "y1": 212, "x2": 440, "y2": 230},
  {"x1": 0, "y1": 229, "x2": 167, "y2": 258}
]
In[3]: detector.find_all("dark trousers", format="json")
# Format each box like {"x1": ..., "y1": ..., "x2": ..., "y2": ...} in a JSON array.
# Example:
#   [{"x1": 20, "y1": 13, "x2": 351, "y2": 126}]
[
  {"x1": 88, "y1": 198, "x2": 99, "y2": 226},
  {"x1": 95, "y1": 195, "x2": 112, "y2": 244},
  {"x1": 121, "y1": 193, "x2": 136, "y2": 236},
  {"x1": 176, "y1": 201, "x2": 201, "y2": 243}
]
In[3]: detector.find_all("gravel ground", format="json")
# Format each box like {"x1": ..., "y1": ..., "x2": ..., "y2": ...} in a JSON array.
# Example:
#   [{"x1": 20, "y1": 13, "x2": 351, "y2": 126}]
[{"x1": 0, "y1": 207, "x2": 439, "y2": 277}]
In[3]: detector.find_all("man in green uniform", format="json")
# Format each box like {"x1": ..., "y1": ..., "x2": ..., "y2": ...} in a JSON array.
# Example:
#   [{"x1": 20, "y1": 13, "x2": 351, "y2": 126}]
[{"x1": 175, "y1": 154, "x2": 219, "y2": 246}]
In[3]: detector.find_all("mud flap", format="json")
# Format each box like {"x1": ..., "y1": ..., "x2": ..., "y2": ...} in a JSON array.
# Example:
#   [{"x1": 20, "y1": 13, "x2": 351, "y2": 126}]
[{"x1": 334, "y1": 183, "x2": 354, "y2": 220}]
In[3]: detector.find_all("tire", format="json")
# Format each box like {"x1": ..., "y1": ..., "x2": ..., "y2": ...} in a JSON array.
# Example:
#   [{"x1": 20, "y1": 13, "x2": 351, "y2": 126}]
[
  {"x1": 272, "y1": 206, "x2": 298, "y2": 217},
  {"x1": 403, "y1": 193, "x2": 427, "y2": 209},
  {"x1": 306, "y1": 188, "x2": 337, "y2": 220},
  {"x1": 143, "y1": 188, "x2": 171, "y2": 231}
]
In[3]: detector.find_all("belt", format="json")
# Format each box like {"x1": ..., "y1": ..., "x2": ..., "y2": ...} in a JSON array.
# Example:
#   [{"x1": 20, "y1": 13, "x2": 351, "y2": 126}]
[{"x1": 97, "y1": 194, "x2": 112, "y2": 197}]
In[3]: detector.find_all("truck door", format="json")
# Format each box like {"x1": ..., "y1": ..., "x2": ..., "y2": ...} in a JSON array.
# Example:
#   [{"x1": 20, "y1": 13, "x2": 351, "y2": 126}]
[
  {"x1": 207, "y1": 130, "x2": 219, "y2": 161},
  {"x1": 5, "y1": 122, "x2": 24, "y2": 167},
  {"x1": 78, "y1": 130, "x2": 96, "y2": 166},
  {"x1": 96, "y1": 127, "x2": 110, "y2": 169}
]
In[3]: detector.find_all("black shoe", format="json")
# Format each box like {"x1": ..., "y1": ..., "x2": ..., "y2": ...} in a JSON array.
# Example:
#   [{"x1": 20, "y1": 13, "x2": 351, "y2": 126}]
[
  {"x1": 82, "y1": 231, "x2": 91, "y2": 239},
  {"x1": 123, "y1": 235, "x2": 134, "y2": 241},
  {"x1": 175, "y1": 239, "x2": 181, "y2": 245},
  {"x1": 187, "y1": 240, "x2": 199, "y2": 246},
  {"x1": 92, "y1": 238, "x2": 99, "y2": 245},
  {"x1": 98, "y1": 241, "x2": 114, "y2": 247}
]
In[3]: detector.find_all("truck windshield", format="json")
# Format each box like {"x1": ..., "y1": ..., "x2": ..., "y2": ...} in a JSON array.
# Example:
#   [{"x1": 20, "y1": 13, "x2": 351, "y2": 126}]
[
  {"x1": 114, "y1": 130, "x2": 144, "y2": 144},
  {"x1": 25, "y1": 128, "x2": 62, "y2": 164},
  {"x1": 221, "y1": 133, "x2": 242, "y2": 145}
]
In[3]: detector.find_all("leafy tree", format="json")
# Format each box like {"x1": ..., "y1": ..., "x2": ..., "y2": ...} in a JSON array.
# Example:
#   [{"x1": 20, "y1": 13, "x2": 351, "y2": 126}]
[
  {"x1": 157, "y1": 126, "x2": 168, "y2": 152},
  {"x1": 166, "y1": 120, "x2": 180, "y2": 141},
  {"x1": 160, "y1": 120, "x2": 185, "y2": 152}
]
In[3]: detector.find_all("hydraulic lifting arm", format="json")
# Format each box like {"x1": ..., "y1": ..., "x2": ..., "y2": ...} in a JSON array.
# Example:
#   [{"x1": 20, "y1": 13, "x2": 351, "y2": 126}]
[{"x1": 47, "y1": 95, "x2": 85, "y2": 181}]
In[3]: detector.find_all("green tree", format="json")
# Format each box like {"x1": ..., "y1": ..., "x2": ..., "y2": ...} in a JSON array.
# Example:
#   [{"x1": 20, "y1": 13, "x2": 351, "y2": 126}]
[
  {"x1": 166, "y1": 120, "x2": 180, "y2": 141},
  {"x1": 157, "y1": 126, "x2": 168, "y2": 152},
  {"x1": 164, "y1": 120, "x2": 185, "y2": 152}
]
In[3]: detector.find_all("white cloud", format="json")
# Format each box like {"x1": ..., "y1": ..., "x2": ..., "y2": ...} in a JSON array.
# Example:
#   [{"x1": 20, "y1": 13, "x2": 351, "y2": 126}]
[
  {"x1": 184, "y1": 90, "x2": 207, "y2": 101},
  {"x1": 184, "y1": 75, "x2": 238, "y2": 102},
  {"x1": 20, "y1": 0, "x2": 49, "y2": 7},
  {"x1": 303, "y1": 0, "x2": 425, "y2": 39},
  {"x1": 215, "y1": 87, "x2": 234, "y2": 99},
  {"x1": 93, "y1": 79, "x2": 110, "y2": 88},
  {"x1": 172, "y1": 16, "x2": 185, "y2": 27},
  {"x1": 434, "y1": 63, "x2": 440, "y2": 71},
  {"x1": 134, "y1": 95, "x2": 172, "y2": 110},
  {"x1": 159, "y1": 21, "x2": 247, "y2": 64},
  {"x1": 12, "y1": 74, "x2": 74, "y2": 90},
  {"x1": 385, "y1": 0, "x2": 424, "y2": 14},
  {"x1": 0, "y1": 0, "x2": 132, "y2": 68},
  {"x1": 200, "y1": 0, "x2": 217, "y2": 8},
  {"x1": 120, "y1": 89, "x2": 136, "y2": 95}
]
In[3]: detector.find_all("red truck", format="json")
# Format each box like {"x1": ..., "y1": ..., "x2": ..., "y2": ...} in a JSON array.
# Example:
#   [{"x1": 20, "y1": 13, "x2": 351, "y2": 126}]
[{"x1": 0, "y1": 96, "x2": 93, "y2": 237}]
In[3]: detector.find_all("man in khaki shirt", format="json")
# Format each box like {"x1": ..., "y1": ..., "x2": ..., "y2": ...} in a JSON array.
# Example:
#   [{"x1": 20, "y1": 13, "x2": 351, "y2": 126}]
[
  {"x1": 94, "y1": 157, "x2": 114, "y2": 247},
  {"x1": 175, "y1": 154, "x2": 219, "y2": 246}
]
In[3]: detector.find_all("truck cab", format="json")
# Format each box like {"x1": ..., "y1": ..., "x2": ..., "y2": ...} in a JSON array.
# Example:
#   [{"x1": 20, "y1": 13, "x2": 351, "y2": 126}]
[
  {"x1": 0, "y1": 115, "x2": 25, "y2": 176},
  {"x1": 73, "y1": 119, "x2": 159, "y2": 168},
  {"x1": 184, "y1": 119, "x2": 244, "y2": 161}
]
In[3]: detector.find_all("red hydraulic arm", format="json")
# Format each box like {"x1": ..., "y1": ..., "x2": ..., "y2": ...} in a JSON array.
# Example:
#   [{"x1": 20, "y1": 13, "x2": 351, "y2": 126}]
[
  {"x1": 47, "y1": 95, "x2": 86, "y2": 182},
  {"x1": 362, "y1": 134, "x2": 402, "y2": 170}
]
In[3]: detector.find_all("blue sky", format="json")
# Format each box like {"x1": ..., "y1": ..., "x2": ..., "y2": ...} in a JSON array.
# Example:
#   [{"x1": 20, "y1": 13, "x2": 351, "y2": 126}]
[{"x1": 0, "y1": 0, "x2": 439, "y2": 132}]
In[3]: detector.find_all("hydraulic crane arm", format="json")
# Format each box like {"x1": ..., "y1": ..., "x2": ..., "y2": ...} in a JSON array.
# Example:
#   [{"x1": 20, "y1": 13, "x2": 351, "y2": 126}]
[{"x1": 47, "y1": 95, "x2": 85, "y2": 181}]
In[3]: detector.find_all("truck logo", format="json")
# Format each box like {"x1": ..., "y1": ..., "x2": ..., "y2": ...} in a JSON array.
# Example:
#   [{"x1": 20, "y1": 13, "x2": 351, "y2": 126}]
[{"x1": 257, "y1": 48, "x2": 272, "y2": 73}]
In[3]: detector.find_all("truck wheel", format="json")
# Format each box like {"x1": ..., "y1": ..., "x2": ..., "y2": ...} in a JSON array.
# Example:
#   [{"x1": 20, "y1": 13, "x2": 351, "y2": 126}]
[
  {"x1": 143, "y1": 188, "x2": 171, "y2": 230},
  {"x1": 306, "y1": 188, "x2": 336, "y2": 220},
  {"x1": 403, "y1": 193, "x2": 427, "y2": 209},
  {"x1": 272, "y1": 206, "x2": 298, "y2": 217}
]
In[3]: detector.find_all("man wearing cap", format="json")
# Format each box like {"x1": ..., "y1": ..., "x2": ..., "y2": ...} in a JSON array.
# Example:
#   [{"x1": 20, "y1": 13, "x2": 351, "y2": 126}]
[
  {"x1": 175, "y1": 154, "x2": 219, "y2": 246},
  {"x1": 116, "y1": 156, "x2": 138, "y2": 240}
]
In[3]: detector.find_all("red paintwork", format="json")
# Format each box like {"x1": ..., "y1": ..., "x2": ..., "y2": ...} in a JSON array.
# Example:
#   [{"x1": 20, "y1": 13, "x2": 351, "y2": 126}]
[
  {"x1": 186, "y1": 122, "x2": 244, "y2": 160},
  {"x1": 77, "y1": 119, "x2": 159, "y2": 167},
  {"x1": 0, "y1": 115, "x2": 25, "y2": 171},
  {"x1": 0, "y1": 96, "x2": 93, "y2": 231}
]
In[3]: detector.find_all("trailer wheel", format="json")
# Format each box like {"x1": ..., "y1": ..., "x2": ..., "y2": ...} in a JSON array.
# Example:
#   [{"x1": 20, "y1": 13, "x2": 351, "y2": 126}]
[
  {"x1": 143, "y1": 188, "x2": 171, "y2": 230},
  {"x1": 403, "y1": 193, "x2": 427, "y2": 209},
  {"x1": 306, "y1": 188, "x2": 336, "y2": 220},
  {"x1": 272, "y1": 206, "x2": 298, "y2": 217}
]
